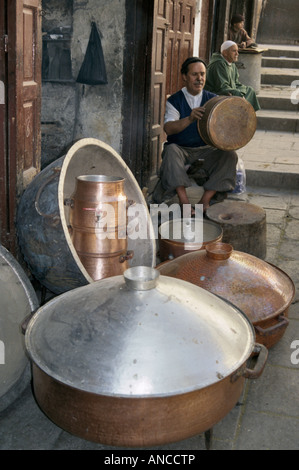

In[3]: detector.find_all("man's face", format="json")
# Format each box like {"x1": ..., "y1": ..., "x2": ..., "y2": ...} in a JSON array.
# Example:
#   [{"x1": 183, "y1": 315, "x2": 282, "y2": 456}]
[
  {"x1": 233, "y1": 21, "x2": 244, "y2": 31},
  {"x1": 223, "y1": 45, "x2": 239, "y2": 63},
  {"x1": 182, "y1": 62, "x2": 206, "y2": 96}
]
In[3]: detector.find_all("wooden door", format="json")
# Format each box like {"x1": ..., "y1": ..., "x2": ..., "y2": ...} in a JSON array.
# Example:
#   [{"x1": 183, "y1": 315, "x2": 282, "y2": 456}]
[
  {"x1": 150, "y1": 0, "x2": 170, "y2": 178},
  {"x1": 150, "y1": 0, "x2": 196, "y2": 179},
  {"x1": 122, "y1": 0, "x2": 196, "y2": 187},
  {"x1": 0, "y1": 0, "x2": 41, "y2": 253},
  {"x1": 166, "y1": 0, "x2": 196, "y2": 97}
]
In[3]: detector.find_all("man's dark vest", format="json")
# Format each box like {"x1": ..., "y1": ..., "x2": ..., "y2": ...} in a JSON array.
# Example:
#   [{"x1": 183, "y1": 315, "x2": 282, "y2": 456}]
[{"x1": 166, "y1": 89, "x2": 216, "y2": 148}]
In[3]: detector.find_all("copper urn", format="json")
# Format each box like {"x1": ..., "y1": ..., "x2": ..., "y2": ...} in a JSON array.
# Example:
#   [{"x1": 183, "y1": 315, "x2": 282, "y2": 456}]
[{"x1": 69, "y1": 175, "x2": 133, "y2": 280}]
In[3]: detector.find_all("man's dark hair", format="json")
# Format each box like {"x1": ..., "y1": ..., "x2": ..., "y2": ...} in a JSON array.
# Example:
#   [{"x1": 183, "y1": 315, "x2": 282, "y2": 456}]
[{"x1": 181, "y1": 57, "x2": 207, "y2": 75}]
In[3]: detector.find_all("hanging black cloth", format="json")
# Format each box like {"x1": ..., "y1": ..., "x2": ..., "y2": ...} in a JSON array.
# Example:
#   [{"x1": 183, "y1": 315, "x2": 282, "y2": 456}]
[{"x1": 76, "y1": 22, "x2": 108, "y2": 85}]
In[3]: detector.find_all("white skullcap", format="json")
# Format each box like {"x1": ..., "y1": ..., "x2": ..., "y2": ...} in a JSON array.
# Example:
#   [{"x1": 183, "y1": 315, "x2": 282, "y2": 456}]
[{"x1": 221, "y1": 41, "x2": 237, "y2": 52}]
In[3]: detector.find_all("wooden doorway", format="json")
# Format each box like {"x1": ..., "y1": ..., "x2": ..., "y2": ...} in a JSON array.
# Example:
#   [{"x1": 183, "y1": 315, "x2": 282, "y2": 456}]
[
  {"x1": 0, "y1": 0, "x2": 41, "y2": 254},
  {"x1": 122, "y1": 0, "x2": 196, "y2": 189},
  {"x1": 150, "y1": 0, "x2": 196, "y2": 181},
  {"x1": 166, "y1": 0, "x2": 196, "y2": 97}
]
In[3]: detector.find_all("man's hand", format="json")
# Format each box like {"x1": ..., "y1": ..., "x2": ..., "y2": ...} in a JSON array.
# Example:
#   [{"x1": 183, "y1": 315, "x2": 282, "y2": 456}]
[
  {"x1": 164, "y1": 106, "x2": 206, "y2": 135},
  {"x1": 189, "y1": 106, "x2": 206, "y2": 122}
]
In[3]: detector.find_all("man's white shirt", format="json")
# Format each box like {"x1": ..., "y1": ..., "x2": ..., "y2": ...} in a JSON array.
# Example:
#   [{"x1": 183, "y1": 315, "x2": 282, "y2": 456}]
[{"x1": 164, "y1": 87, "x2": 203, "y2": 124}]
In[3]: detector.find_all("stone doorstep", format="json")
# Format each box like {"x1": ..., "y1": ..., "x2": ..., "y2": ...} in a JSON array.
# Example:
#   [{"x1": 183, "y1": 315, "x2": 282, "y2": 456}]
[
  {"x1": 258, "y1": 85, "x2": 299, "y2": 110},
  {"x1": 261, "y1": 69, "x2": 299, "y2": 87},
  {"x1": 256, "y1": 109, "x2": 299, "y2": 132},
  {"x1": 262, "y1": 57, "x2": 299, "y2": 69},
  {"x1": 246, "y1": 168, "x2": 299, "y2": 190},
  {"x1": 259, "y1": 44, "x2": 299, "y2": 59},
  {"x1": 258, "y1": 96, "x2": 298, "y2": 112}
]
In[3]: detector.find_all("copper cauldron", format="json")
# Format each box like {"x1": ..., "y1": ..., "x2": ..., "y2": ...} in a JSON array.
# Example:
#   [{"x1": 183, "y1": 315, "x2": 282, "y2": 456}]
[
  {"x1": 158, "y1": 218, "x2": 223, "y2": 261},
  {"x1": 158, "y1": 242, "x2": 295, "y2": 349},
  {"x1": 24, "y1": 266, "x2": 267, "y2": 447},
  {"x1": 68, "y1": 175, "x2": 133, "y2": 280},
  {"x1": 197, "y1": 96, "x2": 257, "y2": 151}
]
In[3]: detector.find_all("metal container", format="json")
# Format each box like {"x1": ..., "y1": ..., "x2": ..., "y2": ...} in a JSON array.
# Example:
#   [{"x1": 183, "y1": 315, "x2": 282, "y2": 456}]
[
  {"x1": 0, "y1": 244, "x2": 39, "y2": 412},
  {"x1": 25, "y1": 266, "x2": 267, "y2": 447},
  {"x1": 69, "y1": 175, "x2": 133, "y2": 280},
  {"x1": 158, "y1": 218, "x2": 223, "y2": 261},
  {"x1": 197, "y1": 96, "x2": 257, "y2": 151},
  {"x1": 16, "y1": 138, "x2": 156, "y2": 294},
  {"x1": 158, "y1": 242, "x2": 295, "y2": 349}
]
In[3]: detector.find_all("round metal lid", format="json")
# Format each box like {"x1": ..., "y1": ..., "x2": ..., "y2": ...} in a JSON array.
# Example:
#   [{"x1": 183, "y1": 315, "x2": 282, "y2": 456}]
[
  {"x1": 159, "y1": 218, "x2": 222, "y2": 244},
  {"x1": 25, "y1": 267, "x2": 255, "y2": 398}
]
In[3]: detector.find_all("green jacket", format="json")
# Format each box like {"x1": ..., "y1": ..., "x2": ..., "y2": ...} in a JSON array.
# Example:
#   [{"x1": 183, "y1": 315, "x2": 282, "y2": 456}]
[{"x1": 205, "y1": 53, "x2": 248, "y2": 97}]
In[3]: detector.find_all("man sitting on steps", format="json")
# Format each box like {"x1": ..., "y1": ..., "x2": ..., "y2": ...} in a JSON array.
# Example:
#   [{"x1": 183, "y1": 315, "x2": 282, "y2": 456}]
[{"x1": 205, "y1": 41, "x2": 261, "y2": 111}]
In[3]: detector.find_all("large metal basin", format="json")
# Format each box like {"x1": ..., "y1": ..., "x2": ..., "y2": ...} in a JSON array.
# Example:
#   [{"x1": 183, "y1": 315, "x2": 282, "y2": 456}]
[{"x1": 25, "y1": 266, "x2": 267, "y2": 447}]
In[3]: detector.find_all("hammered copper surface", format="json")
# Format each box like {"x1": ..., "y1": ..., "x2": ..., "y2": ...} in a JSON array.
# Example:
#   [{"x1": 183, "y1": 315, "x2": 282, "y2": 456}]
[
  {"x1": 31, "y1": 363, "x2": 246, "y2": 447},
  {"x1": 69, "y1": 175, "x2": 131, "y2": 280},
  {"x1": 158, "y1": 242, "x2": 295, "y2": 348},
  {"x1": 197, "y1": 96, "x2": 257, "y2": 151}
]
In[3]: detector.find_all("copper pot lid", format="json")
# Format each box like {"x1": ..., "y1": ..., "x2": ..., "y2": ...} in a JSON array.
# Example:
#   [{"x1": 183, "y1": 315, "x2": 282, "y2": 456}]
[
  {"x1": 197, "y1": 96, "x2": 257, "y2": 151},
  {"x1": 158, "y1": 243, "x2": 295, "y2": 324},
  {"x1": 25, "y1": 266, "x2": 255, "y2": 398}
]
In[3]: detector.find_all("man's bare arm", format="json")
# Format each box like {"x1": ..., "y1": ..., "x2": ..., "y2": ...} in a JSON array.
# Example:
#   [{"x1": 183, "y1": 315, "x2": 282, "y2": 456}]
[{"x1": 164, "y1": 106, "x2": 206, "y2": 136}]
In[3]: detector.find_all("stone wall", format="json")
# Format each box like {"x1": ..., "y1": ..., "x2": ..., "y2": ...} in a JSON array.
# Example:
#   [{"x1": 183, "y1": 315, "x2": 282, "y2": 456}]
[
  {"x1": 41, "y1": 0, "x2": 126, "y2": 168},
  {"x1": 257, "y1": 0, "x2": 299, "y2": 45}
]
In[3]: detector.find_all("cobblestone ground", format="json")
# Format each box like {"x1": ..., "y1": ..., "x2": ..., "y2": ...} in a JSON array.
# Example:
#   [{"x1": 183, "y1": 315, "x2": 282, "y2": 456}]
[{"x1": 0, "y1": 186, "x2": 298, "y2": 451}]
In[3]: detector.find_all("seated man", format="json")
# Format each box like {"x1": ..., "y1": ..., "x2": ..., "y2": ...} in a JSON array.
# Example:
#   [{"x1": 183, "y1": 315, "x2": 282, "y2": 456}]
[
  {"x1": 228, "y1": 13, "x2": 257, "y2": 49},
  {"x1": 205, "y1": 41, "x2": 261, "y2": 111},
  {"x1": 152, "y1": 57, "x2": 238, "y2": 213}
]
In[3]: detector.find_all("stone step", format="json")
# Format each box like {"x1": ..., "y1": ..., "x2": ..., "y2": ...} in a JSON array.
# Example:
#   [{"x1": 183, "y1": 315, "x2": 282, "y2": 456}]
[
  {"x1": 260, "y1": 44, "x2": 299, "y2": 59},
  {"x1": 256, "y1": 109, "x2": 299, "y2": 132},
  {"x1": 258, "y1": 86, "x2": 299, "y2": 112},
  {"x1": 262, "y1": 56, "x2": 299, "y2": 69},
  {"x1": 261, "y1": 67, "x2": 299, "y2": 86},
  {"x1": 237, "y1": 130, "x2": 299, "y2": 190},
  {"x1": 246, "y1": 166, "x2": 299, "y2": 190}
]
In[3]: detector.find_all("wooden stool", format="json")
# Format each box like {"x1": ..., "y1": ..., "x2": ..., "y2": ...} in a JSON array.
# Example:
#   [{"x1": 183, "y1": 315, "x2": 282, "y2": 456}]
[{"x1": 206, "y1": 200, "x2": 267, "y2": 259}]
